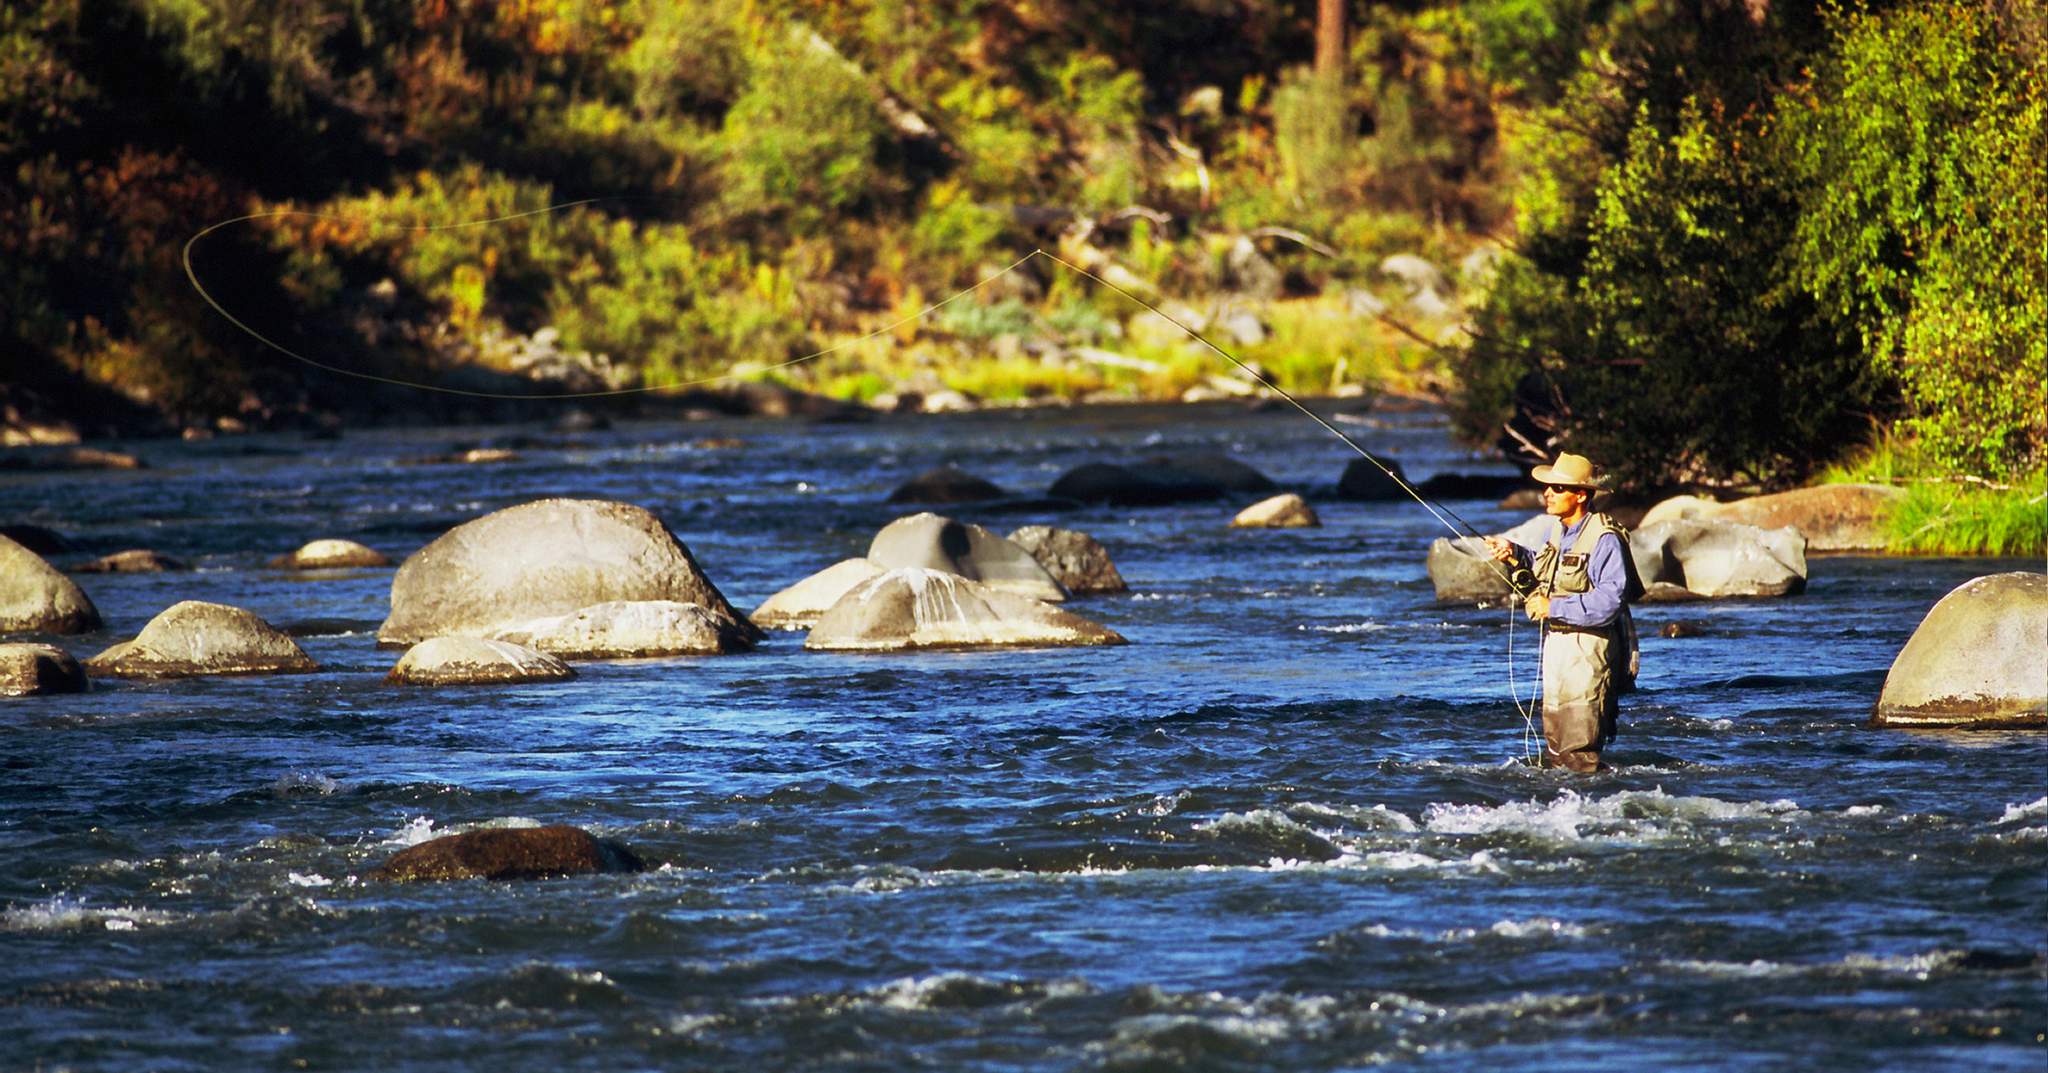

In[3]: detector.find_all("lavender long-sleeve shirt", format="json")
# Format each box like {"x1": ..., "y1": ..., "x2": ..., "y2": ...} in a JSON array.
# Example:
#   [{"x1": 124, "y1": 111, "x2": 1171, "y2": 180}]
[{"x1": 1509, "y1": 517, "x2": 1627, "y2": 628}]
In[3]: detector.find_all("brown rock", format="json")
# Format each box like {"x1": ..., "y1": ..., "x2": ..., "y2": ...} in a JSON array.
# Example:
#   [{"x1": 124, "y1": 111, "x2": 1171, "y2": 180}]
[
  {"x1": 1231, "y1": 493, "x2": 1320, "y2": 528},
  {"x1": 368, "y1": 825, "x2": 645, "y2": 881},
  {"x1": 1640, "y1": 485, "x2": 1904, "y2": 553},
  {"x1": 1006, "y1": 525, "x2": 1127, "y2": 594},
  {"x1": 387, "y1": 637, "x2": 575, "y2": 685},
  {"x1": 74, "y1": 549, "x2": 188, "y2": 574},
  {"x1": 0, "y1": 643, "x2": 88, "y2": 696},
  {"x1": 1, "y1": 536, "x2": 102, "y2": 634},
  {"x1": 269, "y1": 539, "x2": 390, "y2": 570},
  {"x1": 88, "y1": 601, "x2": 316, "y2": 678}
]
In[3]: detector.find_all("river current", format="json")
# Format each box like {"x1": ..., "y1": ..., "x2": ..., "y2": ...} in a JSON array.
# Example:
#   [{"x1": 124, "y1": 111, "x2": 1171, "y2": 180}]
[{"x1": 3, "y1": 401, "x2": 2042, "y2": 1072}]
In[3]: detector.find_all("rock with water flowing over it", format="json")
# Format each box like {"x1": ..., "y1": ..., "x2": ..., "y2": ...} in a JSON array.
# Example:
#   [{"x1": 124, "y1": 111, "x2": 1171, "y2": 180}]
[
  {"x1": 1231, "y1": 493, "x2": 1320, "y2": 528},
  {"x1": 270, "y1": 539, "x2": 390, "y2": 570},
  {"x1": 1426, "y1": 516, "x2": 1555, "y2": 604},
  {"x1": 1, "y1": 535, "x2": 102, "y2": 635},
  {"x1": 1875, "y1": 573, "x2": 2048, "y2": 729},
  {"x1": 886, "y1": 465, "x2": 1008, "y2": 504},
  {"x1": 88, "y1": 601, "x2": 316, "y2": 677},
  {"x1": 1631, "y1": 519, "x2": 1807, "y2": 598},
  {"x1": 751, "y1": 558, "x2": 886, "y2": 630},
  {"x1": 0, "y1": 643, "x2": 87, "y2": 696},
  {"x1": 387, "y1": 636, "x2": 574, "y2": 685},
  {"x1": 72, "y1": 549, "x2": 188, "y2": 574},
  {"x1": 1006, "y1": 525, "x2": 1127, "y2": 594},
  {"x1": 368, "y1": 825, "x2": 644, "y2": 881},
  {"x1": 805, "y1": 568, "x2": 1125, "y2": 652},
  {"x1": 492, "y1": 600, "x2": 750, "y2": 658},
  {"x1": 1640, "y1": 484, "x2": 1904, "y2": 553},
  {"x1": 377, "y1": 498, "x2": 759, "y2": 647},
  {"x1": 868, "y1": 513, "x2": 1066, "y2": 602}
]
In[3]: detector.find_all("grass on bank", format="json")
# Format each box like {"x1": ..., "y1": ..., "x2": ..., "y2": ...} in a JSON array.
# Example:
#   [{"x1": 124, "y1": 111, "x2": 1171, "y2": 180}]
[{"x1": 1822, "y1": 437, "x2": 2047, "y2": 557}]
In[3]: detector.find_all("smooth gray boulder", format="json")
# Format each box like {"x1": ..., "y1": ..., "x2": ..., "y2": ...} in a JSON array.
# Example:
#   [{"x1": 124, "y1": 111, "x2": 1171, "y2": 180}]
[
  {"x1": 271, "y1": 539, "x2": 390, "y2": 569},
  {"x1": 388, "y1": 637, "x2": 574, "y2": 685},
  {"x1": 1, "y1": 535, "x2": 101, "y2": 634},
  {"x1": 378, "y1": 499, "x2": 758, "y2": 646},
  {"x1": 1875, "y1": 573, "x2": 2047, "y2": 728},
  {"x1": 492, "y1": 600, "x2": 749, "y2": 658},
  {"x1": 805, "y1": 568, "x2": 1126, "y2": 652},
  {"x1": 1427, "y1": 516, "x2": 1554, "y2": 604},
  {"x1": 0, "y1": 643, "x2": 87, "y2": 696},
  {"x1": 751, "y1": 558, "x2": 886, "y2": 630},
  {"x1": 1631, "y1": 519, "x2": 1807, "y2": 598},
  {"x1": 868, "y1": 513, "x2": 1066, "y2": 602},
  {"x1": 1232, "y1": 493, "x2": 1319, "y2": 528},
  {"x1": 88, "y1": 601, "x2": 316, "y2": 678},
  {"x1": 1007, "y1": 525, "x2": 1127, "y2": 594}
]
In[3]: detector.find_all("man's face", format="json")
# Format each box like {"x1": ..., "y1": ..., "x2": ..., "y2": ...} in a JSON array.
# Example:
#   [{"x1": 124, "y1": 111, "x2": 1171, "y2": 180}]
[{"x1": 1542, "y1": 485, "x2": 1586, "y2": 517}]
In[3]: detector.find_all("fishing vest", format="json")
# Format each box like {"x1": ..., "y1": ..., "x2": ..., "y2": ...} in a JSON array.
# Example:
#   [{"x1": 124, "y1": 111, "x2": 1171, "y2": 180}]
[{"x1": 1532, "y1": 513, "x2": 1628, "y2": 601}]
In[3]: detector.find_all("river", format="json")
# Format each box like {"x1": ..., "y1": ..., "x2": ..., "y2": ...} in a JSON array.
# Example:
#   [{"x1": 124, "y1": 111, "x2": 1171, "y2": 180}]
[{"x1": 3, "y1": 401, "x2": 2042, "y2": 1072}]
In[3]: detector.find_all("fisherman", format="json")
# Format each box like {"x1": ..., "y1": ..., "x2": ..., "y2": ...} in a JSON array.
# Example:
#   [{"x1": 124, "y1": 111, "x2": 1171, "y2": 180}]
[{"x1": 1482, "y1": 452, "x2": 1640, "y2": 772}]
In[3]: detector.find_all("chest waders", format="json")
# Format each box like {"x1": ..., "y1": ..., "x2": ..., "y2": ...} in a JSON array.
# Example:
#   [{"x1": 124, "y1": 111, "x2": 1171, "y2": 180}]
[{"x1": 1529, "y1": 514, "x2": 1642, "y2": 770}]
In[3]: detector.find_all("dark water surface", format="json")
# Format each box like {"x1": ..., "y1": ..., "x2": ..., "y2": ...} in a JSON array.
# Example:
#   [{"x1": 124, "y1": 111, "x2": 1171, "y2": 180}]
[{"x1": 3, "y1": 403, "x2": 2043, "y2": 1072}]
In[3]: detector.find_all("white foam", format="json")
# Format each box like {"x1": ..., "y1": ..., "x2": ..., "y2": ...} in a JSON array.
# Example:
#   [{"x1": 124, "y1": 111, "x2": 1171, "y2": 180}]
[
  {"x1": 1301, "y1": 621, "x2": 1474, "y2": 634},
  {"x1": 1423, "y1": 789, "x2": 1804, "y2": 843},
  {"x1": 1195, "y1": 808, "x2": 1319, "y2": 838},
  {"x1": 273, "y1": 771, "x2": 342, "y2": 796},
  {"x1": 2, "y1": 897, "x2": 184, "y2": 932},
  {"x1": 287, "y1": 872, "x2": 333, "y2": 888},
  {"x1": 1995, "y1": 796, "x2": 2047, "y2": 825},
  {"x1": 1288, "y1": 801, "x2": 1420, "y2": 832},
  {"x1": 1663, "y1": 950, "x2": 1964, "y2": 980}
]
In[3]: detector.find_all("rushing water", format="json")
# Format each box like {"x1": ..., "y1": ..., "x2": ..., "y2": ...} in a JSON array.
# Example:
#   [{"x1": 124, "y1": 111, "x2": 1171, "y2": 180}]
[{"x1": 3, "y1": 401, "x2": 2043, "y2": 1072}]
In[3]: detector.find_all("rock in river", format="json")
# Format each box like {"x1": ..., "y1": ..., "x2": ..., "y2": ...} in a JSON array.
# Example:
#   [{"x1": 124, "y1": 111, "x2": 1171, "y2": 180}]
[
  {"x1": 887, "y1": 465, "x2": 1008, "y2": 504},
  {"x1": 88, "y1": 601, "x2": 317, "y2": 677},
  {"x1": 805, "y1": 568, "x2": 1125, "y2": 652},
  {"x1": 1640, "y1": 484, "x2": 1903, "y2": 553},
  {"x1": 1875, "y1": 572, "x2": 2047, "y2": 729},
  {"x1": 270, "y1": 539, "x2": 390, "y2": 570},
  {"x1": 0, "y1": 643, "x2": 88, "y2": 696},
  {"x1": 387, "y1": 636, "x2": 575, "y2": 685},
  {"x1": 869, "y1": 513, "x2": 1066, "y2": 602},
  {"x1": 1632, "y1": 519, "x2": 1807, "y2": 598},
  {"x1": 368, "y1": 824, "x2": 644, "y2": 881},
  {"x1": 1231, "y1": 493, "x2": 1319, "y2": 528},
  {"x1": 1425, "y1": 516, "x2": 1554, "y2": 604},
  {"x1": 751, "y1": 558, "x2": 887, "y2": 630},
  {"x1": 493, "y1": 599, "x2": 751, "y2": 658},
  {"x1": 1, "y1": 535, "x2": 102, "y2": 635},
  {"x1": 1006, "y1": 525, "x2": 1127, "y2": 594},
  {"x1": 72, "y1": 549, "x2": 188, "y2": 574},
  {"x1": 377, "y1": 498, "x2": 759, "y2": 647}
]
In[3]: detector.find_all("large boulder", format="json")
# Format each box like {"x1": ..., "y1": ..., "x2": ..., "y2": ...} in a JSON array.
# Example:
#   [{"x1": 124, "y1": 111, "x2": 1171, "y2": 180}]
[
  {"x1": 1426, "y1": 516, "x2": 1554, "y2": 604},
  {"x1": 1007, "y1": 525, "x2": 1128, "y2": 594},
  {"x1": 0, "y1": 643, "x2": 88, "y2": 696},
  {"x1": 1, "y1": 535, "x2": 101, "y2": 635},
  {"x1": 88, "y1": 601, "x2": 317, "y2": 677},
  {"x1": 1640, "y1": 484, "x2": 1903, "y2": 553},
  {"x1": 751, "y1": 558, "x2": 886, "y2": 630},
  {"x1": 1875, "y1": 573, "x2": 2048, "y2": 729},
  {"x1": 1232, "y1": 493, "x2": 1320, "y2": 528},
  {"x1": 377, "y1": 499, "x2": 759, "y2": 646},
  {"x1": 805, "y1": 568, "x2": 1126, "y2": 652},
  {"x1": 492, "y1": 600, "x2": 750, "y2": 658},
  {"x1": 1631, "y1": 519, "x2": 1807, "y2": 598},
  {"x1": 271, "y1": 539, "x2": 390, "y2": 569},
  {"x1": 387, "y1": 636, "x2": 575, "y2": 685},
  {"x1": 368, "y1": 825, "x2": 644, "y2": 881},
  {"x1": 1336, "y1": 457, "x2": 1411, "y2": 501},
  {"x1": 868, "y1": 513, "x2": 1066, "y2": 602},
  {"x1": 1047, "y1": 454, "x2": 1272, "y2": 506},
  {"x1": 886, "y1": 465, "x2": 1008, "y2": 504}
]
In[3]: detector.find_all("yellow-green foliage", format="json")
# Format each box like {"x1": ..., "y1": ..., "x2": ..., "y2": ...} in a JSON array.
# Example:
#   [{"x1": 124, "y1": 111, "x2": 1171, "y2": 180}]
[{"x1": 1822, "y1": 436, "x2": 2045, "y2": 557}]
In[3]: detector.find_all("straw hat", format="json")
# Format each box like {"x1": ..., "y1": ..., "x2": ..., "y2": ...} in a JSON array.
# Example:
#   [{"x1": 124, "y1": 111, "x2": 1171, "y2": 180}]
[{"x1": 1529, "y1": 452, "x2": 1608, "y2": 490}]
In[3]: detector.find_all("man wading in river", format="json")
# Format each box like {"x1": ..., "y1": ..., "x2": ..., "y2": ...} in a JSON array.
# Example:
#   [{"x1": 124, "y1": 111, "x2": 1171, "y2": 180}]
[{"x1": 1483, "y1": 453, "x2": 1643, "y2": 772}]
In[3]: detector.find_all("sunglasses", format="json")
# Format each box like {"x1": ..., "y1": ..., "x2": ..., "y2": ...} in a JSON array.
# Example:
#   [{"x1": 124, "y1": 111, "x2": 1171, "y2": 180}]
[{"x1": 1542, "y1": 484, "x2": 1585, "y2": 494}]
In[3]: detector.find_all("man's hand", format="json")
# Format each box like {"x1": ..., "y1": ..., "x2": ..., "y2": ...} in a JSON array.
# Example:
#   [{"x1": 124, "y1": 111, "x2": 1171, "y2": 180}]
[
  {"x1": 1481, "y1": 536, "x2": 1515, "y2": 563},
  {"x1": 1524, "y1": 593, "x2": 1551, "y2": 620}
]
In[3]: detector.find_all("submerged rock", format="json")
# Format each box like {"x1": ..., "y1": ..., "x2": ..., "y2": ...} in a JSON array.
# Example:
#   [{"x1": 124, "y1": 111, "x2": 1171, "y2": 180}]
[
  {"x1": 1631, "y1": 519, "x2": 1807, "y2": 598},
  {"x1": 751, "y1": 558, "x2": 886, "y2": 630},
  {"x1": 868, "y1": 513, "x2": 1066, "y2": 602},
  {"x1": 270, "y1": 539, "x2": 390, "y2": 570},
  {"x1": 0, "y1": 535, "x2": 102, "y2": 635},
  {"x1": 88, "y1": 601, "x2": 316, "y2": 677},
  {"x1": 1231, "y1": 493, "x2": 1319, "y2": 528},
  {"x1": 886, "y1": 465, "x2": 1008, "y2": 504},
  {"x1": 368, "y1": 825, "x2": 644, "y2": 881},
  {"x1": 1875, "y1": 573, "x2": 2047, "y2": 729},
  {"x1": 0, "y1": 643, "x2": 88, "y2": 696},
  {"x1": 378, "y1": 498, "x2": 759, "y2": 647},
  {"x1": 805, "y1": 568, "x2": 1125, "y2": 652},
  {"x1": 1006, "y1": 525, "x2": 1127, "y2": 594},
  {"x1": 493, "y1": 600, "x2": 750, "y2": 658},
  {"x1": 387, "y1": 636, "x2": 574, "y2": 685},
  {"x1": 72, "y1": 549, "x2": 188, "y2": 574}
]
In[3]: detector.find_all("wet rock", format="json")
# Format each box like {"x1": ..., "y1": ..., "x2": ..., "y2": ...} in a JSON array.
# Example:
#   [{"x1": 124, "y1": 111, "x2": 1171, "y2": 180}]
[
  {"x1": 1161, "y1": 452, "x2": 1276, "y2": 495},
  {"x1": 887, "y1": 465, "x2": 1008, "y2": 504},
  {"x1": 1048, "y1": 453, "x2": 1272, "y2": 506},
  {"x1": 1875, "y1": 572, "x2": 2047, "y2": 729},
  {"x1": 1659, "y1": 621, "x2": 1706, "y2": 638},
  {"x1": 270, "y1": 539, "x2": 390, "y2": 570},
  {"x1": 0, "y1": 447, "x2": 146, "y2": 472},
  {"x1": 1, "y1": 536, "x2": 102, "y2": 635},
  {"x1": 1232, "y1": 493, "x2": 1319, "y2": 528},
  {"x1": 1631, "y1": 519, "x2": 1807, "y2": 598},
  {"x1": 1425, "y1": 516, "x2": 1554, "y2": 604},
  {"x1": 368, "y1": 825, "x2": 643, "y2": 881},
  {"x1": 0, "y1": 643, "x2": 88, "y2": 696},
  {"x1": 492, "y1": 600, "x2": 751, "y2": 658},
  {"x1": 805, "y1": 568, "x2": 1125, "y2": 652},
  {"x1": 1640, "y1": 484, "x2": 1904, "y2": 553},
  {"x1": 88, "y1": 600, "x2": 316, "y2": 678},
  {"x1": 1006, "y1": 525, "x2": 1127, "y2": 594},
  {"x1": 1336, "y1": 457, "x2": 1410, "y2": 501},
  {"x1": 751, "y1": 558, "x2": 886, "y2": 630},
  {"x1": 868, "y1": 513, "x2": 1066, "y2": 602},
  {"x1": 387, "y1": 636, "x2": 575, "y2": 685},
  {"x1": 72, "y1": 549, "x2": 188, "y2": 574},
  {"x1": 378, "y1": 499, "x2": 759, "y2": 647},
  {"x1": 0, "y1": 525, "x2": 72, "y2": 555}
]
